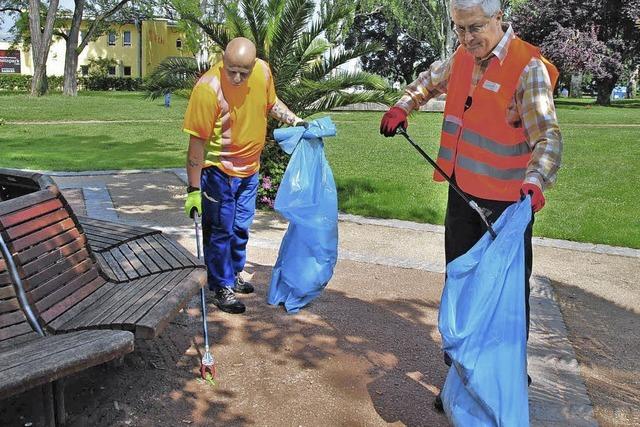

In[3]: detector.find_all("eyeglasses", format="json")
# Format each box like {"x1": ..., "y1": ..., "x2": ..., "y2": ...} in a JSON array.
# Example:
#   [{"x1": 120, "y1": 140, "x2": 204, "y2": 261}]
[{"x1": 452, "y1": 16, "x2": 495, "y2": 37}]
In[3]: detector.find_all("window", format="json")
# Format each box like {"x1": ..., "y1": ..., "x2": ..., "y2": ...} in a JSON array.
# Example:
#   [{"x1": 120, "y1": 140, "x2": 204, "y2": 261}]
[
  {"x1": 108, "y1": 66, "x2": 116, "y2": 76},
  {"x1": 80, "y1": 65, "x2": 89, "y2": 76},
  {"x1": 108, "y1": 31, "x2": 117, "y2": 46},
  {"x1": 123, "y1": 31, "x2": 131, "y2": 46},
  {"x1": 176, "y1": 39, "x2": 182, "y2": 49},
  {"x1": 123, "y1": 66, "x2": 131, "y2": 77}
]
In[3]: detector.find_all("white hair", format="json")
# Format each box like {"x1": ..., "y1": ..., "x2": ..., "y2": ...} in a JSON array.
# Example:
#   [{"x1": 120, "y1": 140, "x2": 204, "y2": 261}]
[{"x1": 451, "y1": 0, "x2": 502, "y2": 17}]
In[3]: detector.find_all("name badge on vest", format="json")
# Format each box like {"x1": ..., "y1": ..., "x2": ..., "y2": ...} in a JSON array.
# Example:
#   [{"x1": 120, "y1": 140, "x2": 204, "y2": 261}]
[{"x1": 482, "y1": 80, "x2": 501, "y2": 92}]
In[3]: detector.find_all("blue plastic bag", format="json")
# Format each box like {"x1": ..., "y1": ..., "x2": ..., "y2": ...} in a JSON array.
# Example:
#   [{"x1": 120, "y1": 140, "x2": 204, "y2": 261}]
[
  {"x1": 439, "y1": 196, "x2": 532, "y2": 426},
  {"x1": 266, "y1": 117, "x2": 338, "y2": 313}
]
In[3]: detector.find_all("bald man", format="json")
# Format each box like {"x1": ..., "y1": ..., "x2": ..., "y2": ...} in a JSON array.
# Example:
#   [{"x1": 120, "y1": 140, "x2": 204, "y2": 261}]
[{"x1": 183, "y1": 37, "x2": 305, "y2": 314}]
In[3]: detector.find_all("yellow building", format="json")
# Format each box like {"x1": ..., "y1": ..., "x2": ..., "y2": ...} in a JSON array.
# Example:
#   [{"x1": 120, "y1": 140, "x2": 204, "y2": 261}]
[{"x1": 0, "y1": 19, "x2": 193, "y2": 78}]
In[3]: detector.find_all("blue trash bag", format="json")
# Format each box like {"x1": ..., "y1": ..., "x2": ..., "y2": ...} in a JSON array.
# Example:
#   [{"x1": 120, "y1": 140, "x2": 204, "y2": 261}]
[
  {"x1": 439, "y1": 196, "x2": 532, "y2": 426},
  {"x1": 266, "y1": 117, "x2": 338, "y2": 313}
]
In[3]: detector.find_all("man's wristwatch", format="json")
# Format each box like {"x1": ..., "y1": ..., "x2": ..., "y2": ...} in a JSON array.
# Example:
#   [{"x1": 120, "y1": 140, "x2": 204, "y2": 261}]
[{"x1": 187, "y1": 186, "x2": 200, "y2": 193}]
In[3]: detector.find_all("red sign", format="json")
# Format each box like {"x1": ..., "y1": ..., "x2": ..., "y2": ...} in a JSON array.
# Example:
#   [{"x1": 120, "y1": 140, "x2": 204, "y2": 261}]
[{"x1": 0, "y1": 50, "x2": 21, "y2": 73}]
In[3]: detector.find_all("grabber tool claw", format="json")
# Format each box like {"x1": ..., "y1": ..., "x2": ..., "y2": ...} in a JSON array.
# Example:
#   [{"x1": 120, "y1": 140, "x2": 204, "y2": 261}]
[{"x1": 193, "y1": 212, "x2": 216, "y2": 379}]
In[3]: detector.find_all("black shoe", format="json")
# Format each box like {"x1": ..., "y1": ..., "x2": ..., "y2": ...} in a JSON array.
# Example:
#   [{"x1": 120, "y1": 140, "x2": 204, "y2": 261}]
[
  {"x1": 434, "y1": 392, "x2": 444, "y2": 412},
  {"x1": 233, "y1": 275, "x2": 255, "y2": 294},
  {"x1": 210, "y1": 287, "x2": 246, "y2": 314}
]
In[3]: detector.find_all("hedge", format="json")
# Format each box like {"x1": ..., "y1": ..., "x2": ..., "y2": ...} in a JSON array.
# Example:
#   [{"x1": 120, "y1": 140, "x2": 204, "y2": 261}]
[{"x1": 0, "y1": 74, "x2": 143, "y2": 91}]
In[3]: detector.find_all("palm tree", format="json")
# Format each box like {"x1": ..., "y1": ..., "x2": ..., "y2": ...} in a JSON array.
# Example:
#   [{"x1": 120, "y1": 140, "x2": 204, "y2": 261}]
[{"x1": 145, "y1": 0, "x2": 396, "y2": 117}]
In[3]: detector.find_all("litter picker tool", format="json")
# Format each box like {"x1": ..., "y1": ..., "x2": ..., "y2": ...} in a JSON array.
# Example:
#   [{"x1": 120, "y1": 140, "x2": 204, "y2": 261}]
[
  {"x1": 396, "y1": 126, "x2": 497, "y2": 239},
  {"x1": 194, "y1": 212, "x2": 216, "y2": 379}
]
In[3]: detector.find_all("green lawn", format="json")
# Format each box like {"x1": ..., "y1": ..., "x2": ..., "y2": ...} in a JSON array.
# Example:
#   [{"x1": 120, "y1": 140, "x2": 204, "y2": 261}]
[{"x1": 0, "y1": 92, "x2": 638, "y2": 248}]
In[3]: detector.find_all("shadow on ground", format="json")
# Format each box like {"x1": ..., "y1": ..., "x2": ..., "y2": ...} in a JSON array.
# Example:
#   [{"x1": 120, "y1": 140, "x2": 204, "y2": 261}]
[
  {"x1": 551, "y1": 279, "x2": 640, "y2": 427},
  {"x1": 0, "y1": 260, "x2": 449, "y2": 426}
]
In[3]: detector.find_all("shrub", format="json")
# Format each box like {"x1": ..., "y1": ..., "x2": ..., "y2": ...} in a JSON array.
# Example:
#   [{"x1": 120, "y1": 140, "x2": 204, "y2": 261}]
[
  {"x1": 0, "y1": 74, "x2": 141, "y2": 92},
  {"x1": 79, "y1": 76, "x2": 144, "y2": 91},
  {"x1": 257, "y1": 139, "x2": 290, "y2": 209}
]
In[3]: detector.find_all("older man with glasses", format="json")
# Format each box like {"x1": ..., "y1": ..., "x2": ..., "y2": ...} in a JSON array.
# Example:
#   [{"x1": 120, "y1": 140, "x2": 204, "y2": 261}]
[{"x1": 380, "y1": 0, "x2": 562, "y2": 412}]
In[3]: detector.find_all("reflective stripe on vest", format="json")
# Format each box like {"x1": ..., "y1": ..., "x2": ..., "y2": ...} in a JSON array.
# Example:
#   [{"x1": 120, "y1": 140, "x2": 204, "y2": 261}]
[
  {"x1": 456, "y1": 155, "x2": 526, "y2": 181},
  {"x1": 461, "y1": 129, "x2": 530, "y2": 157},
  {"x1": 442, "y1": 115, "x2": 462, "y2": 136},
  {"x1": 438, "y1": 146, "x2": 454, "y2": 161}
]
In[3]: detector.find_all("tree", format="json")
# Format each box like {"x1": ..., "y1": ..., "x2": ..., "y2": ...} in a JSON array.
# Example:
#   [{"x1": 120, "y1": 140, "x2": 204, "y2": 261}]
[
  {"x1": 27, "y1": 0, "x2": 60, "y2": 96},
  {"x1": 344, "y1": 7, "x2": 436, "y2": 85},
  {"x1": 512, "y1": 0, "x2": 640, "y2": 105},
  {"x1": 356, "y1": 0, "x2": 455, "y2": 61},
  {"x1": 147, "y1": 0, "x2": 394, "y2": 117}
]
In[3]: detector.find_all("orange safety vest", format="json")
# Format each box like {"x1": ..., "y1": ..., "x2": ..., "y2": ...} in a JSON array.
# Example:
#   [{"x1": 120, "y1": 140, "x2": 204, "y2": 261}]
[{"x1": 435, "y1": 37, "x2": 559, "y2": 201}]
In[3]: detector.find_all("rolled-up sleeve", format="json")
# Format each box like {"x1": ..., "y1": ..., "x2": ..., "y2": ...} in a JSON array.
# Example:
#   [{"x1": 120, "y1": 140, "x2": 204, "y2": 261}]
[
  {"x1": 517, "y1": 58, "x2": 563, "y2": 190},
  {"x1": 183, "y1": 78, "x2": 219, "y2": 140}
]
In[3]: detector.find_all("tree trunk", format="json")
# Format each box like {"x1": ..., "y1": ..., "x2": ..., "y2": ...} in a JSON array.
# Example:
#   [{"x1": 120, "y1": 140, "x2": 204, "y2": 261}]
[
  {"x1": 32, "y1": 64, "x2": 49, "y2": 95},
  {"x1": 28, "y1": 0, "x2": 60, "y2": 96},
  {"x1": 596, "y1": 79, "x2": 615, "y2": 106},
  {"x1": 569, "y1": 73, "x2": 582, "y2": 98},
  {"x1": 63, "y1": 0, "x2": 85, "y2": 96}
]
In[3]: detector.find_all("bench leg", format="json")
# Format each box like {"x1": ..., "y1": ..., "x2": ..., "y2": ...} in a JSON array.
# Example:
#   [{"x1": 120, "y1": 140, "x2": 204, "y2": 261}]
[
  {"x1": 42, "y1": 380, "x2": 66, "y2": 427},
  {"x1": 43, "y1": 383, "x2": 55, "y2": 427},
  {"x1": 54, "y1": 379, "x2": 66, "y2": 426}
]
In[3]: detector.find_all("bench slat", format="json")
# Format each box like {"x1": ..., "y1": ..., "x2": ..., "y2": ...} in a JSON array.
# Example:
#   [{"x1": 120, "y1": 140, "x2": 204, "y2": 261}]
[
  {"x1": 0, "y1": 199, "x2": 63, "y2": 228},
  {"x1": 59, "y1": 275, "x2": 158, "y2": 330},
  {"x1": 30, "y1": 258, "x2": 93, "y2": 303},
  {"x1": 16, "y1": 228, "x2": 83, "y2": 265},
  {"x1": 144, "y1": 236, "x2": 183, "y2": 270},
  {"x1": 41, "y1": 275, "x2": 106, "y2": 324},
  {"x1": 0, "y1": 330, "x2": 134, "y2": 400},
  {"x1": 94, "y1": 253, "x2": 117, "y2": 281},
  {"x1": 0, "y1": 190, "x2": 56, "y2": 217},
  {"x1": 0, "y1": 322, "x2": 33, "y2": 343},
  {"x1": 126, "y1": 240, "x2": 162, "y2": 274},
  {"x1": 110, "y1": 247, "x2": 139, "y2": 280},
  {"x1": 22, "y1": 240, "x2": 89, "y2": 280},
  {"x1": 161, "y1": 235, "x2": 202, "y2": 267},
  {"x1": 12, "y1": 218, "x2": 76, "y2": 252},
  {"x1": 109, "y1": 270, "x2": 187, "y2": 326},
  {"x1": 152, "y1": 235, "x2": 194, "y2": 268},
  {"x1": 0, "y1": 297, "x2": 21, "y2": 315},
  {"x1": 99, "y1": 251, "x2": 129, "y2": 282},
  {"x1": 36, "y1": 267, "x2": 99, "y2": 313},
  {"x1": 135, "y1": 238, "x2": 172, "y2": 270},
  {"x1": 117, "y1": 243, "x2": 151, "y2": 277},
  {"x1": 136, "y1": 269, "x2": 205, "y2": 339},
  {"x1": 5, "y1": 209, "x2": 70, "y2": 240},
  {"x1": 47, "y1": 282, "x2": 117, "y2": 331},
  {"x1": 123, "y1": 269, "x2": 192, "y2": 326}
]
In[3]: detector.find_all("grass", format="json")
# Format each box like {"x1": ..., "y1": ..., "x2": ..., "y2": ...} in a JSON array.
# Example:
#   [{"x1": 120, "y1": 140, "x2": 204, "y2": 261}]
[{"x1": 0, "y1": 92, "x2": 638, "y2": 248}]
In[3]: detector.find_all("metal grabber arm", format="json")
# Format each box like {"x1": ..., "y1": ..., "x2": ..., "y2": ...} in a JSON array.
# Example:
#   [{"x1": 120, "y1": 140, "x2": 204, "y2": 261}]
[{"x1": 194, "y1": 212, "x2": 216, "y2": 379}]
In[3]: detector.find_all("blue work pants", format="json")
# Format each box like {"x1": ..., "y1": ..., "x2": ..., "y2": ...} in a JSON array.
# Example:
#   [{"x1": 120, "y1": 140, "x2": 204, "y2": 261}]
[{"x1": 201, "y1": 166, "x2": 259, "y2": 291}]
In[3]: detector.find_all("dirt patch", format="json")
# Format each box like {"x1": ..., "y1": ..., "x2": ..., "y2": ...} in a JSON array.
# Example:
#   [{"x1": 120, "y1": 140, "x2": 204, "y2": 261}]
[
  {"x1": 1, "y1": 258, "x2": 450, "y2": 426},
  {"x1": 553, "y1": 280, "x2": 640, "y2": 426}
]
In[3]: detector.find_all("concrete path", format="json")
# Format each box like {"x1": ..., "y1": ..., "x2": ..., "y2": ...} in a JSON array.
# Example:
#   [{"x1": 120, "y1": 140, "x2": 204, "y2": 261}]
[{"x1": 45, "y1": 169, "x2": 625, "y2": 426}]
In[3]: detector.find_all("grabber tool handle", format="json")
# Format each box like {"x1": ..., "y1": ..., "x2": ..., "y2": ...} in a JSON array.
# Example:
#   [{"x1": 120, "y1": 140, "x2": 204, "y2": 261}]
[
  {"x1": 194, "y1": 212, "x2": 216, "y2": 379},
  {"x1": 396, "y1": 126, "x2": 497, "y2": 239}
]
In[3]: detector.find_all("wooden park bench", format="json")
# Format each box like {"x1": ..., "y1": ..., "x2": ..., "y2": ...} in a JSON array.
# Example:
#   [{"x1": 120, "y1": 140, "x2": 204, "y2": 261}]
[{"x1": 0, "y1": 168, "x2": 206, "y2": 425}]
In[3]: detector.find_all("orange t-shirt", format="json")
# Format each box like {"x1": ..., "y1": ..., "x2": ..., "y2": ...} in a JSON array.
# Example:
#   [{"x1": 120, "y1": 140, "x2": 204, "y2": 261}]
[{"x1": 183, "y1": 59, "x2": 277, "y2": 177}]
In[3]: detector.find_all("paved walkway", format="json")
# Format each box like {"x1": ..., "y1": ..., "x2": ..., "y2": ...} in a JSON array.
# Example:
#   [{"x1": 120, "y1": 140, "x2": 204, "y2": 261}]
[{"x1": 42, "y1": 168, "x2": 633, "y2": 426}]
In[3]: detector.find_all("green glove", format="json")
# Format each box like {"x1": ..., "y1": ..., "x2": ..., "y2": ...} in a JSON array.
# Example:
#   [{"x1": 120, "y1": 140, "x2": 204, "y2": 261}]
[{"x1": 184, "y1": 189, "x2": 202, "y2": 218}]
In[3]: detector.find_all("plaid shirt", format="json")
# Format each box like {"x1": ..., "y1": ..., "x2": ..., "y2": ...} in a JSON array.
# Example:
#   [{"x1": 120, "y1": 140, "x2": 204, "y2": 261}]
[{"x1": 396, "y1": 25, "x2": 562, "y2": 191}]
